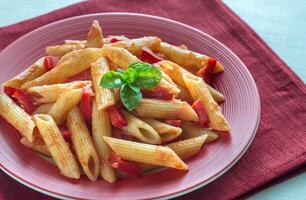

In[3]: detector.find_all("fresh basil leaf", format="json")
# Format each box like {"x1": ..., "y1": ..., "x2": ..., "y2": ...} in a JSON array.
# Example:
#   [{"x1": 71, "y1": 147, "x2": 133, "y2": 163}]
[
  {"x1": 129, "y1": 62, "x2": 144, "y2": 70},
  {"x1": 122, "y1": 68, "x2": 138, "y2": 84},
  {"x1": 100, "y1": 71, "x2": 123, "y2": 88},
  {"x1": 117, "y1": 68, "x2": 124, "y2": 74},
  {"x1": 132, "y1": 63, "x2": 162, "y2": 89},
  {"x1": 120, "y1": 84, "x2": 142, "y2": 111},
  {"x1": 129, "y1": 84, "x2": 140, "y2": 92}
]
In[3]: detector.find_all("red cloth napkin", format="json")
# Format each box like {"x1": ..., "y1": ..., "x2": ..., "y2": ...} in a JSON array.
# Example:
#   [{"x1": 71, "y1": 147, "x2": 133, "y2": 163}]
[{"x1": 0, "y1": 1, "x2": 305, "y2": 199}]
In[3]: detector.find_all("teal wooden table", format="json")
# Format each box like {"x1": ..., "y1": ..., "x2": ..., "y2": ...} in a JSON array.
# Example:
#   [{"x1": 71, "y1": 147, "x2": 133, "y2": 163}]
[{"x1": 0, "y1": 1, "x2": 305, "y2": 199}]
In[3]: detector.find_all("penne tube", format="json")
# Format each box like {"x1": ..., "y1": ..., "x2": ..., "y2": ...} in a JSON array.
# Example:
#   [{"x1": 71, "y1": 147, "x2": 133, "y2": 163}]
[
  {"x1": 0, "y1": 94, "x2": 36, "y2": 142},
  {"x1": 141, "y1": 135, "x2": 207, "y2": 172},
  {"x1": 142, "y1": 118, "x2": 182, "y2": 143},
  {"x1": 183, "y1": 74, "x2": 230, "y2": 131},
  {"x1": 20, "y1": 137, "x2": 51, "y2": 157},
  {"x1": 22, "y1": 48, "x2": 102, "y2": 89},
  {"x1": 67, "y1": 107, "x2": 100, "y2": 181},
  {"x1": 107, "y1": 36, "x2": 161, "y2": 56},
  {"x1": 46, "y1": 44, "x2": 85, "y2": 57},
  {"x1": 156, "y1": 42, "x2": 224, "y2": 73},
  {"x1": 65, "y1": 40, "x2": 87, "y2": 46},
  {"x1": 27, "y1": 81, "x2": 90, "y2": 103},
  {"x1": 103, "y1": 136, "x2": 188, "y2": 170},
  {"x1": 2, "y1": 57, "x2": 45, "y2": 88},
  {"x1": 147, "y1": 78, "x2": 180, "y2": 96},
  {"x1": 92, "y1": 101, "x2": 117, "y2": 183},
  {"x1": 102, "y1": 47, "x2": 140, "y2": 69},
  {"x1": 176, "y1": 85, "x2": 194, "y2": 104},
  {"x1": 122, "y1": 111, "x2": 162, "y2": 144},
  {"x1": 167, "y1": 135, "x2": 207, "y2": 160},
  {"x1": 180, "y1": 121, "x2": 218, "y2": 143},
  {"x1": 48, "y1": 86, "x2": 82, "y2": 124},
  {"x1": 86, "y1": 20, "x2": 104, "y2": 48},
  {"x1": 91, "y1": 57, "x2": 115, "y2": 110},
  {"x1": 33, "y1": 103, "x2": 54, "y2": 114},
  {"x1": 134, "y1": 98, "x2": 198, "y2": 121},
  {"x1": 33, "y1": 114, "x2": 80, "y2": 179},
  {"x1": 159, "y1": 60, "x2": 225, "y2": 103}
]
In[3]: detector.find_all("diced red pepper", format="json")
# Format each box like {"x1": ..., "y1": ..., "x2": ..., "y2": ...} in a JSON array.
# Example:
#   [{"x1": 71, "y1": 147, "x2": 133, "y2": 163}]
[
  {"x1": 141, "y1": 86, "x2": 174, "y2": 101},
  {"x1": 43, "y1": 56, "x2": 59, "y2": 71},
  {"x1": 58, "y1": 125, "x2": 72, "y2": 141},
  {"x1": 109, "y1": 153, "x2": 141, "y2": 177},
  {"x1": 3, "y1": 86, "x2": 16, "y2": 96},
  {"x1": 106, "y1": 106, "x2": 128, "y2": 128},
  {"x1": 80, "y1": 86, "x2": 94, "y2": 126},
  {"x1": 140, "y1": 47, "x2": 162, "y2": 64},
  {"x1": 4, "y1": 87, "x2": 36, "y2": 114},
  {"x1": 196, "y1": 58, "x2": 217, "y2": 85},
  {"x1": 112, "y1": 128, "x2": 137, "y2": 141},
  {"x1": 192, "y1": 100, "x2": 210, "y2": 127},
  {"x1": 66, "y1": 69, "x2": 91, "y2": 82},
  {"x1": 110, "y1": 38, "x2": 120, "y2": 43},
  {"x1": 165, "y1": 119, "x2": 181, "y2": 127}
]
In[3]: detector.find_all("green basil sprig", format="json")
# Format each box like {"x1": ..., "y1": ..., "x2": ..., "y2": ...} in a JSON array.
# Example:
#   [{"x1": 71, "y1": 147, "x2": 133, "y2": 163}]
[{"x1": 100, "y1": 62, "x2": 162, "y2": 111}]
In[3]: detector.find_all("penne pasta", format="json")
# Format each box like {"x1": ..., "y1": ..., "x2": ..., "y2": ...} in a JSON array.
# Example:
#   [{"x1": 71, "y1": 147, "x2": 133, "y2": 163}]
[
  {"x1": 2, "y1": 57, "x2": 45, "y2": 88},
  {"x1": 159, "y1": 60, "x2": 225, "y2": 103},
  {"x1": 0, "y1": 94, "x2": 36, "y2": 142},
  {"x1": 91, "y1": 57, "x2": 115, "y2": 110},
  {"x1": 142, "y1": 118, "x2": 182, "y2": 143},
  {"x1": 167, "y1": 135, "x2": 207, "y2": 160},
  {"x1": 33, "y1": 114, "x2": 80, "y2": 179},
  {"x1": 20, "y1": 137, "x2": 51, "y2": 157},
  {"x1": 46, "y1": 44, "x2": 85, "y2": 57},
  {"x1": 92, "y1": 101, "x2": 117, "y2": 183},
  {"x1": 180, "y1": 121, "x2": 218, "y2": 143},
  {"x1": 27, "y1": 81, "x2": 90, "y2": 103},
  {"x1": 33, "y1": 103, "x2": 54, "y2": 114},
  {"x1": 107, "y1": 36, "x2": 161, "y2": 56},
  {"x1": 122, "y1": 111, "x2": 162, "y2": 144},
  {"x1": 176, "y1": 85, "x2": 194, "y2": 104},
  {"x1": 141, "y1": 135, "x2": 207, "y2": 172},
  {"x1": 22, "y1": 48, "x2": 102, "y2": 89},
  {"x1": 156, "y1": 42, "x2": 224, "y2": 73},
  {"x1": 86, "y1": 20, "x2": 104, "y2": 48},
  {"x1": 134, "y1": 98, "x2": 198, "y2": 121},
  {"x1": 65, "y1": 40, "x2": 87, "y2": 46},
  {"x1": 183, "y1": 74, "x2": 230, "y2": 131},
  {"x1": 48, "y1": 86, "x2": 82, "y2": 124},
  {"x1": 102, "y1": 47, "x2": 140, "y2": 69},
  {"x1": 103, "y1": 136, "x2": 188, "y2": 170},
  {"x1": 147, "y1": 78, "x2": 180, "y2": 96},
  {"x1": 67, "y1": 107, "x2": 100, "y2": 181}
]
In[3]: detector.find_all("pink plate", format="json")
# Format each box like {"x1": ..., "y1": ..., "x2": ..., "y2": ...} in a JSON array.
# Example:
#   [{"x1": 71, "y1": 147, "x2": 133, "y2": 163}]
[{"x1": 0, "y1": 13, "x2": 260, "y2": 199}]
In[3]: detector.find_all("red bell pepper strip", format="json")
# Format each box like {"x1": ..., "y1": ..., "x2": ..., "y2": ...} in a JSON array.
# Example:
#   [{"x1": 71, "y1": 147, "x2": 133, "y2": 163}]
[
  {"x1": 165, "y1": 119, "x2": 181, "y2": 127},
  {"x1": 106, "y1": 106, "x2": 128, "y2": 128},
  {"x1": 66, "y1": 69, "x2": 91, "y2": 82},
  {"x1": 43, "y1": 56, "x2": 59, "y2": 71},
  {"x1": 192, "y1": 100, "x2": 210, "y2": 127},
  {"x1": 196, "y1": 58, "x2": 217, "y2": 85},
  {"x1": 109, "y1": 153, "x2": 141, "y2": 177},
  {"x1": 4, "y1": 86, "x2": 36, "y2": 114},
  {"x1": 80, "y1": 86, "x2": 94, "y2": 126},
  {"x1": 140, "y1": 47, "x2": 162, "y2": 64},
  {"x1": 141, "y1": 86, "x2": 174, "y2": 101},
  {"x1": 58, "y1": 125, "x2": 72, "y2": 141},
  {"x1": 112, "y1": 128, "x2": 137, "y2": 141},
  {"x1": 110, "y1": 38, "x2": 120, "y2": 43}
]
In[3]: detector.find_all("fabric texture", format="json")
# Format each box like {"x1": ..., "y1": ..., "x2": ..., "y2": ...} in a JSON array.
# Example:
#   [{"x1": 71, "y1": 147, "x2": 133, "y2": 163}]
[{"x1": 0, "y1": 1, "x2": 305, "y2": 200}]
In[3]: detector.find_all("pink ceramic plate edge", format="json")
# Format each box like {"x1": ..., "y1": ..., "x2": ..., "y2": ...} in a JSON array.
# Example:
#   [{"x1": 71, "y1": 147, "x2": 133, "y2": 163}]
[{"x1": 0, "y1": 13, "x2": 260, "y2": 200}]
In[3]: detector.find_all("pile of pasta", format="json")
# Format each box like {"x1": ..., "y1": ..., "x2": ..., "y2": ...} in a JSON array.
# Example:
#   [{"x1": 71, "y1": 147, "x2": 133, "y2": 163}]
[{"x1": 0, "y1": 20, "x2": 230, "y2": 182}]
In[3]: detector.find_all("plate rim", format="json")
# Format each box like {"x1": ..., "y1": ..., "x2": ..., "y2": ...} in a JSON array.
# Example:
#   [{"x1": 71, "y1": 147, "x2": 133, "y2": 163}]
[{"x1": 0, "y1": 12, "x2": 261, "y2": 200}]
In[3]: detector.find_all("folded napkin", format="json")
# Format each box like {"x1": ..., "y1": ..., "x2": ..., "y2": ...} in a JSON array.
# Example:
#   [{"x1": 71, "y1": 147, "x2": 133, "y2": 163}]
[{"x1": 0, "y1": 1, "x2": 305, "y2": 199}]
